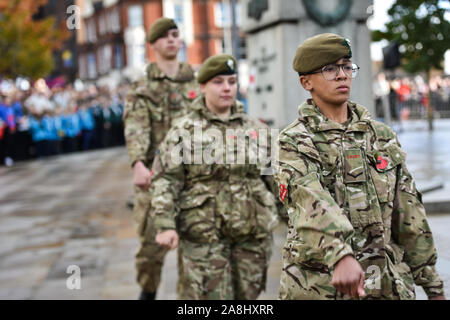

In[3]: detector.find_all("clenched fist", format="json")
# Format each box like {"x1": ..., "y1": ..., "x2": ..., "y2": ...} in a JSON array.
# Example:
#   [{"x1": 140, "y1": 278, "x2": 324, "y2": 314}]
[{"x1": 332, "y1": 255, "x2": 366, "y2": 299}]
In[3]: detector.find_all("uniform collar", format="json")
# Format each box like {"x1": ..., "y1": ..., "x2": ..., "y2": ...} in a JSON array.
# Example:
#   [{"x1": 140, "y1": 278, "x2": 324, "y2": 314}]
[
  {"x1": 298, "y1": 99, "x2": 371, "y2": 133},
  {"x1": 146, "y1": 62, "x2": 195, "y2": 82},
  {"x1": 191, "y1": 96, "x2": 246, "y2": 123}
]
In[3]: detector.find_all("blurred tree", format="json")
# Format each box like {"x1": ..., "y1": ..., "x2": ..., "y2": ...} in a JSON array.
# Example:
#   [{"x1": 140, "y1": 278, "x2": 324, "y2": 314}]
[
  {"x1": 0, "y1": 0, "x2": 69, "y2": 80},
  {"x1": 372, "y1": 0, "x2": 450, "y2": 130}
]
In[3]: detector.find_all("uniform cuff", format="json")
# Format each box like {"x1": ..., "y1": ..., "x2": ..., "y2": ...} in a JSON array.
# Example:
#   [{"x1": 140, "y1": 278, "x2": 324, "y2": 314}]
[
  {"x1": 154, "y1": 217, "x2": 176, "y2": 232},
  {"x1": 424, "y1": 285, "x2": 445, "y2": 298},
  {"x1": 420, "y1": 266, "x2": 445, "y2": 298},
  {"x1": 325, "y1": 243, "x2": 355, "y2": 270}
]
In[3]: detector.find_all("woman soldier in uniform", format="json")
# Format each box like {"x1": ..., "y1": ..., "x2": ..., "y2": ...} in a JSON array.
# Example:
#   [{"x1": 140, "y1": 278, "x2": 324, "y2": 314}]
[{"x1": 150, "y1": 54, "x2": 285, "y2": 299}]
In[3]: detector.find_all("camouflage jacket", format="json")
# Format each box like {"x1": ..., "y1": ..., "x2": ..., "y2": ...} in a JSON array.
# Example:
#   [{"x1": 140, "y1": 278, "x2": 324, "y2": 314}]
[
  {"x1": 150, "y1": 97, "x2": 284, "y2": 243},
  {"x1": 276, "y1": 99, "x2": 444, "y2": 300},
  {"x1": 124, "y1": 62, "x2": 199, "y2": 168}
]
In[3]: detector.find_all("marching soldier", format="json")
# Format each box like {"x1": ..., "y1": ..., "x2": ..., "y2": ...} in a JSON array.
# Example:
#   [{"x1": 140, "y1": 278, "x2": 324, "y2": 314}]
[
  {"x1": 123, "y1": 17, "x2": 199, "y2": 300},
  {"x1": 275, "y1": 33, "x2": 445, "y2": 300},
  {"x1": 151, "y1": 54, "x2": 285, "y2": 299}
]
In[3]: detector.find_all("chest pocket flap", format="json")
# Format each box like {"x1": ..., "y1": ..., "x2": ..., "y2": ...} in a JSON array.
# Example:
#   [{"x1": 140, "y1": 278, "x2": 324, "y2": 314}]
[
  {"x1": 136, "y1": 86, "x2": 163, "y2": 105},
  {"x1": 367, "y1": 144, "x2": 404, "y2": 203}
]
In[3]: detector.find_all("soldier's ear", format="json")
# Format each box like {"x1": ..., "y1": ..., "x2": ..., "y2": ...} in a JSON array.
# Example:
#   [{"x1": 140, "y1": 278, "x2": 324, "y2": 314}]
[{"x1": 299, "y1": 76, "x2": 313, "y2": 91}]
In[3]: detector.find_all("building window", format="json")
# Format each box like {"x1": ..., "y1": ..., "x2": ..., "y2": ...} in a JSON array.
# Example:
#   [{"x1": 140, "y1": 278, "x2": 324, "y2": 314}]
[
  {"x1": 114, "y1": 45, "x2": 123, "y2": 69},
  {"x1": 214, "y1": 2, "x2": 242, "y2": 28},
  {"x1": 78, "y1": 54, "x2": 87, "y2": 79},
  {"x1": 98, "y1": 45, "x2": 112, "y2": 74},
  {"x1": 109, "y1": 7, "x2": 121, "y2": 33},
  {"x1": 86, "y1": 19, "x2": 97, "y2": 43},
  {"x1": 99, "y1": 13, "x2": 106, "y2": 35},
  {"x1": 163, "y1": 0, "x2": 194, "y2": 45},
  {"x1": 128, "y1": 5, "x2": 143, "y2": 28},
  {"x1": 88, "y1": 52, "x2": 97, "y2": 78},
  {"x1": 127, "y1": 44, "x2": 146, "y2": 68}
]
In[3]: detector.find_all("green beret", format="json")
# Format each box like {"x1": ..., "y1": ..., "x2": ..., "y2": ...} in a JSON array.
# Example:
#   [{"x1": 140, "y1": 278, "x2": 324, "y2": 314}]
[
  {"x1": 293, "y1": 33, "x2": 352, "y2": 74},
  {"x1": 197, "y1": 54, "x2": 237, "y2": 84},
  {"x1": 147, "y1": 17, "x2": 178, "y2": 43}
]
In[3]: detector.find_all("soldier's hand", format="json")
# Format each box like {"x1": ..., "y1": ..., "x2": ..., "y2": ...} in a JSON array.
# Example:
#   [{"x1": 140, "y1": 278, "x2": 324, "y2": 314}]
[
  {"x1": 156, "y1": 230, "x2": 179, "y2": 250},
  {"x1": 331, "y1": 255, "x2": 366, "y2": 299},
  {"x1": 133, "y1": 161, "x2": 152, "y2": 190}
]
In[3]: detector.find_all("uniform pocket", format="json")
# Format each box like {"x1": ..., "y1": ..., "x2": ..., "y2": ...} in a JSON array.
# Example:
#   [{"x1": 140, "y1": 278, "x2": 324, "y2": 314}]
[
  {"x1": 179, "y1": 240, "x2": 210, "y2": 261},
  {"x1": 367, "y1": 145, "x2": 403, "y2": 203},
  {"x1": 344, "y1": 149, "x2": 367, "y2": 183},
  {"x1": 177, "y1": 194, "x2": 218, "y2": 243},
  {"x1": 133, "y1": 187, "x2": 151, "y2": 237},
  {"x1": 388, "y1": 259, "x2": 416, "y2": 300},
  {"x1": 252, "y1": 183, "x2": 279, "y2": 238}
]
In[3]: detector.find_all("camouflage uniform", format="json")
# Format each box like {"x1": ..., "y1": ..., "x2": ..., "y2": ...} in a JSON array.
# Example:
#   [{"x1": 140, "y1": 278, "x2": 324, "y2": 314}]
[
  {"x1": 124, "y1": 62, "x2": 199, "y2": 293},
  {"x1": 150, "y1": 97, "x2": 283, "y2": 299},
  {"x1": 276, "y1": 99, "x2": 444, "y2": 300}
]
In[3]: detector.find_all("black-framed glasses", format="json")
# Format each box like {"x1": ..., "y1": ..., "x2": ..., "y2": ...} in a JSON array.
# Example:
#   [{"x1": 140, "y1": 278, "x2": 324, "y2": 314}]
[{"x1": 303, "y1": 63, "x2": 360, "y2": 80}]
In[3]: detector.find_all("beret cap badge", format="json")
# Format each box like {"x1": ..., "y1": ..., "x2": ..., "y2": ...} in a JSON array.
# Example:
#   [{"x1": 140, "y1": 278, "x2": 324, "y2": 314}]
[{"x1": 227, "y1": 59, "x2": 235, "y2": 71}]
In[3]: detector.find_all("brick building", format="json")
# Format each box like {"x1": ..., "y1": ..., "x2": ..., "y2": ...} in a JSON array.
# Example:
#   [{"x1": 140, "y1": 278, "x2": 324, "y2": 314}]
[
  {"x1": 33, "y1": 0, "x2": 78, "y2": 83},
  {"x1": 75, "y1": 0, "x2": 245, "y2": 84}
]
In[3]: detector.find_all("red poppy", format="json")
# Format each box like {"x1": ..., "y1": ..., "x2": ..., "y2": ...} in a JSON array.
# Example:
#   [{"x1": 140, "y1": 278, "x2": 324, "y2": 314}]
[
  {"x1": 188, "y1": 90, "x2": 197, "y2": 99},
  {"x1": 377, "y1": 155, "x2": 388, "y2": 170}
]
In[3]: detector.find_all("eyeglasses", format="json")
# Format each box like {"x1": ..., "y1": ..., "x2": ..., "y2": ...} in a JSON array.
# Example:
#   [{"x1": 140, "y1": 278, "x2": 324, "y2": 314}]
[{"x1": 303, "y1": 63, "x2": 360, "y2": 80}]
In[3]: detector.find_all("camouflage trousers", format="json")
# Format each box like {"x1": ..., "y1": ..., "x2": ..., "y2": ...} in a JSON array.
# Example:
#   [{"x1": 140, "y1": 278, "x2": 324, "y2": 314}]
[
  {"x1": 133, "y1": 187, "x2": 169, "y2": 293},
  {"x1": 178, "y1": 237, "x2": 272, "y2": 300}
]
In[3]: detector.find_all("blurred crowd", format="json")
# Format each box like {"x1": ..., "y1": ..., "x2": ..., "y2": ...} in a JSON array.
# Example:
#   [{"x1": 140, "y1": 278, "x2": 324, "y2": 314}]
[
  {"x1": 373, "y1": 74, "x2": 450, "y2": 122},
  {"x1": 0, "y1": 79, "x2": 128, "y2": 167}
]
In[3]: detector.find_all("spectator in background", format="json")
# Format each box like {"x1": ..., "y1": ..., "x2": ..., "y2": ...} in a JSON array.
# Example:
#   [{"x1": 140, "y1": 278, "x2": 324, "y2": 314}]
[
  {"x1": 110, "y1": 91, "x2": 124, "y2": 146},
  {"x1": 43, "y1": 109, "x2": 62, "y2": 156},
  {"x1": 24, "y1": 80, "x2": 54, "y2": 116},
  {"x1": 78, "y1": 103, "x2": 95, "y2": 151},
  {"x1": 397, "y1": 78, "x2": 411, "y2": 121},
  {"x1": 11, "y1": 90, "x2": 31, "y2": 161},
  {"x1": 62, "y1": 102, "x2": 81, "y2": 153},
  {"x1": 100, "y1": 97, "x2": 113, "y2": 148},
  {"x1": 0, "y1": 93, "x2": 19, "y2": 166},
  {"x1": 91, "y1": 98, "x2": 104, "y2": 149},
  {"x1": 51, "y1": 85, "x2": 72, "y2": 111},
  {"x1": 29, "y1": 114, "x2": 49, "y2": 158}
]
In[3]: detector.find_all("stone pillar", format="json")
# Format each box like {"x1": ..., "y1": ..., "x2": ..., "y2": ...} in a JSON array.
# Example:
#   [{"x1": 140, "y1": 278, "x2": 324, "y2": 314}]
[{"x1": 242, "y1": 0, "x2": 374, "y2": 129}]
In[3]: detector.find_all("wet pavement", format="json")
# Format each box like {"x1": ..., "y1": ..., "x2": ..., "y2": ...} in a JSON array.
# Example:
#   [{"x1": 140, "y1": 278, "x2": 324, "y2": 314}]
[
  {"x1": 397, "y1": 119, "x2": 450, "y2": 208},
  {"x1": 0, "y1": 148, "x2": 139, "y2": 299},
  {"x1": 0, "y1": 120, "x2": 449, "y2": 300}
]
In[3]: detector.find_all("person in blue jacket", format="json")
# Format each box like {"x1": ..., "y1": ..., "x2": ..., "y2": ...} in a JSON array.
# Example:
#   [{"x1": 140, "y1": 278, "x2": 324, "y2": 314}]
[
  {"x1": 29, "y1": 114, "x2": 49, "y2": 158},
  {"x1": 0, "y1": 93, "x2": 19, "y2": 166},
  {"x1": 78, "y1": 103, "x2": 95, "y2": 151},
  {"x1": 45, "y1": 109, "x2": 64, "y2": 156},
  {"x1": 62, "y1": 104, "x2": 81, "y2": 153}
]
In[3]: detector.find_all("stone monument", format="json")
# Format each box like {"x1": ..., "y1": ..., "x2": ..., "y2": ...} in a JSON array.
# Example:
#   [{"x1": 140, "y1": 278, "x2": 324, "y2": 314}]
[{"x1": 242, "y1": 0, "x2": 374, "y2": 128}]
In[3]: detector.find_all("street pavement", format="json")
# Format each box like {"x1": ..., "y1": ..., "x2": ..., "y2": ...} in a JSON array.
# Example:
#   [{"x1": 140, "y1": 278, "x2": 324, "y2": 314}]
[
  {"x1": 0, "y1": 119, "x2": 449, "y2": 300},
  {"x1": 396, "y1": 119, "x2": 450, "y2": 212}
]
